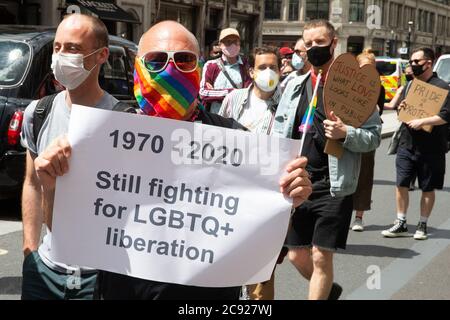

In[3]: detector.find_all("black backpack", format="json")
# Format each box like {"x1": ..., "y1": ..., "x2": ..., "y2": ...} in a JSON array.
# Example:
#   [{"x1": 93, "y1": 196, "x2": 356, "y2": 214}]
[{"x1": 32, "y1": 94, "x2": 136, "y2": 146}]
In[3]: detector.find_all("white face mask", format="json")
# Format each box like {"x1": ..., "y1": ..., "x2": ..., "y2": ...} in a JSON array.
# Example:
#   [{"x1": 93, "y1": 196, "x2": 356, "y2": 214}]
[
  {"x1": 51, "y1": 48, "x2": 102, "y2": 90},
  {"x1": 291, "y1": 53, "x2": 305, "y2": 70},
  {"x1": 254, "y1": 68, "x2": 279, "y2": 92}
]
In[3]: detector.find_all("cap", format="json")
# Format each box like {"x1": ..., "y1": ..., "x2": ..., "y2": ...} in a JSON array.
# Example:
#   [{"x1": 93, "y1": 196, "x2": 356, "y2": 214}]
[
  {"x1": 219, "y1": 28, "x2": 240, "y2": 42},
  {"x1": 279, "y1": 47, "x2": 294, "y2": 56}
]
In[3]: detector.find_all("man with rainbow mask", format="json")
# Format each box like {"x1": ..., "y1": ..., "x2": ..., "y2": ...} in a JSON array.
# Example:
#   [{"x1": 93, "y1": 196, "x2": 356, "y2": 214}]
[{"x1": 98, "y1": 21, "x2": 313, "y2": 300}]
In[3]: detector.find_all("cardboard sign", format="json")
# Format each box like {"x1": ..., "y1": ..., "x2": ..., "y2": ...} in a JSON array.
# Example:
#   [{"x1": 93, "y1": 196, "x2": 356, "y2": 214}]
[
  {"x1": 323, "y1": 53, "x2": 380, "y2": 158},
  {"x1": 398, "y1": 79, "x2": 448, "y2": 133}
]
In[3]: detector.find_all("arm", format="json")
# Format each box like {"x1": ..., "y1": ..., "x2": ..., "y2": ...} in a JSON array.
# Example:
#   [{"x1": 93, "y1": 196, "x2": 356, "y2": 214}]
[
  {"x1": 22, "y1": 151, "x2": 43, "y2": 256},
  {"x1": 324, "y1": 110, "x2": 382, "y2": 153},
  {"x1": 343, "y1": 110, "x2": 382, "y2": 153},
  {"x1": 199, "y1": 61, "x2": 233, "y2": 103},
  {"x1": 279, "y1": 157, "x2": 312, "y2": 208},
  {"x1": 217, "y1": 92, "x2": 233, "y2": 117},
  {"x1": 33, "y1": 135, "x2": 72, "y2": 230},
  {"x1": 407, "y1": 115, "x2": 448, "y2": 130},
  {"x1": 384, "y1": 86, "x2": 404, "y2": 110}
]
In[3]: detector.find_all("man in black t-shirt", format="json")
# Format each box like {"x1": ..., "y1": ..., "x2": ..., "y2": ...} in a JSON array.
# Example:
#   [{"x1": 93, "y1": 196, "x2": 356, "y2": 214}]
[{"x1": 382, "y1": 47, "x2": 450, "y2": 241}]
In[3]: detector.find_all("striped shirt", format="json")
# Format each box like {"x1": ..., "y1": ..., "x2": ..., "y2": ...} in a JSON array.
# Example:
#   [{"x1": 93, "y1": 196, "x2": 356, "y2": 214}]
[
  {"x1": 218, "y1": 85, "x2": 281, "y2": 135},
  {"x1": 200, "y1": 55, "x2": 251, "y2": 113}
]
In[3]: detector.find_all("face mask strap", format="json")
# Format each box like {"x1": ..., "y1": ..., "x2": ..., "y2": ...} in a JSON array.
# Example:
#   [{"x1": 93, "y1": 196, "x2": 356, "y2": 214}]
[{"x1": 83, "y1": 47, "x2": 105, "y2": 72}]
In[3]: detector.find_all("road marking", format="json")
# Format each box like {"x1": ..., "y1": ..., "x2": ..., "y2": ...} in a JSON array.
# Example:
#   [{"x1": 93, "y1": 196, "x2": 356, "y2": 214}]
[
  {"x1": 0, "y1": 248, "x2": 8, "y2": 255},
  {"x1": 345, "y1": 217, "x2": 450, "y2": 300},
  {"x1": 0, "y1": 221, "x2": 22, "y2": 236}
]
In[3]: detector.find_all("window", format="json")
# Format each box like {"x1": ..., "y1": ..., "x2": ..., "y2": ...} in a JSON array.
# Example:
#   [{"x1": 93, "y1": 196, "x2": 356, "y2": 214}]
[
  {"x1": 417, "y1": 9, "x2": 423, "y2": 32},
  {"x1": 376, "y1": 61, "x2": 396, "y2": 76},
  {"x1": 100, "y1": 46, "x2": 130, "y2": 97},
  {"x1": 288, "y1": 0, "x2": 299, "y2": 21},
  {"x1": 438, "y1": 15, "x2": 445, "y2": 35},
  {"x1": 349, "y1": 0, "x2": 365, "y2": 23},
  {"x1": 265, "y1": 0, "x2": 282, "y2": 20},
  {"x1": 404, "y1": 6, "x2": 415, "y2": 30},
  {"x1": 397, "y1": 4, "x2": 403, "y2": 29},
  {"x1": 0, "y1": 41, "x2": 31, "y2": 87},
  {"x1": 428, "y1": 13, "x2": 435, "y2": 33},
  {"x1": 435, "y1": 56, "x2": 450, "y2": 83},
  {"x1": 306, "y1": 0, "x2": 329, "y2": 20},
  {"x1": 369, "y1": 0, "x2": 385, "y2": 26},
  {"x1": 448, "y1": 18, "x2": 450, "y2": 37}
]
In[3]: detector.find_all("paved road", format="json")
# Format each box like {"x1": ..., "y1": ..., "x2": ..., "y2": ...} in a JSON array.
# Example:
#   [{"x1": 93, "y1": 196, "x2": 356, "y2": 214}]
[
  {"x1": 1, "y1": 138, "x2": 450, "y2": 300},
  {"x1": 275, "y1": 138, "x2": 450, "y2": 300}
]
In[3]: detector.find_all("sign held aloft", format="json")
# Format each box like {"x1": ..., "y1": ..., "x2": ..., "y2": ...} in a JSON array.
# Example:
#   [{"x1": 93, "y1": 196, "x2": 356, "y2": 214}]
[
  {"x1": 398, "y1": 79, "x2": 448, "y2": 132},
  {"x1": 323, "y1": 53, "x2": 380, "y2": 158}
]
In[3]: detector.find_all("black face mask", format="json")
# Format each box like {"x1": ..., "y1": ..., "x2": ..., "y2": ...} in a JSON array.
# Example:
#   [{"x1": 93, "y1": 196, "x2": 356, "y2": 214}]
[
  {"x1": 405, "y1": 74, "x2": 414, "y2": 82},
  {"x1": 306, "y1": 42, "x2": 333, "y2": 67},
  {"x1": 412, "y1": 64, "x2": 428, "y2": 76}
]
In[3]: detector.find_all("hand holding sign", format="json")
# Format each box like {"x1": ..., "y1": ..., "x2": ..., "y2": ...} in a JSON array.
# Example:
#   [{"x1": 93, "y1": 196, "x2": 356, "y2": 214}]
[
  {"x1": 323, "y1": 53, "x2": 380, "y2": 158},
  {"x1": 398, "y1": 79, "x2": 448, "y2": 133}
]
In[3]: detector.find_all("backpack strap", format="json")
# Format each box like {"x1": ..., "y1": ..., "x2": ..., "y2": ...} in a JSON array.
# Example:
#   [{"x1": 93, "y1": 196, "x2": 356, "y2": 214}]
[
  {"x1": 216, "y1": 58, "x2": 240, "y2": 89},
  {"x1": 32, "y1": 96, "x2": 135, "y2": 147},
  {"x1": 32, "y1": 93, "x2": 58, "y2": 147},
  {"x1": 112, "y1": 101, "x2": 137, "y2": 114}
]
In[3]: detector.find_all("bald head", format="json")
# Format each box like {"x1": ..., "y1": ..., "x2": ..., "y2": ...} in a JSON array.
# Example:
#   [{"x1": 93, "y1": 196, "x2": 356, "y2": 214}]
[
  {"x1": 59, "y1": 14, "x2": 108, "y2": 49},
  {"x1": 138, "y1": 21, "x2": 200, "y2": 56}
]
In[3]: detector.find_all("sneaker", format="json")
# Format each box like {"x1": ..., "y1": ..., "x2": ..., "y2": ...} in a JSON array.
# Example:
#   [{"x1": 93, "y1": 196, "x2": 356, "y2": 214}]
[
  {"x1": 328, "y1": 283, "x2": 343, "y2": 300},
  {"x1": 413, "y1": 222, "x2": 428, "y2": 240},
  {"x1": 351, "y1": 218, "x2": 364, "y2": 232},
  {"x1": 381, "y1": 219, "x2": 409, "y2": 237}
]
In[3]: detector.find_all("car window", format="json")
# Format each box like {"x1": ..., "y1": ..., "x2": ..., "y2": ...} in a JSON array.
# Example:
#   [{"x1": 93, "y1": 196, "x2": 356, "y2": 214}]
[
  {"x1": 100, "y1": 45, "x2": 130, "y2": 97},
  {"x1": 376, "y1": 61, "x2": 397, "y2": 76},
  {"x1": 435, "y1": 58, "x2": 450, "y2": 84},
  {"x1": 0, "y1": 41, "x2": 31, "y2": 87}
]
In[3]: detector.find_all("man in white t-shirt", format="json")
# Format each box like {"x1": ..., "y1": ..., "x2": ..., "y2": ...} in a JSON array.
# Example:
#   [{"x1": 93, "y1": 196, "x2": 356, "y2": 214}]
[
  {"x1": 219, "y1": 46, "x2": 281, "y2": 135},
  {"x1": 19, "y1": 13, "x2": 131, "y2": 300},
  {"x1": 218, "y1": 46, "x2": 283, "y2": 299}
]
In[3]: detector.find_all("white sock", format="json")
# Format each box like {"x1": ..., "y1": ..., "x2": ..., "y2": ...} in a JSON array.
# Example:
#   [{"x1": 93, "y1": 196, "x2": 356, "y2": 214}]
[
  {"x1": 397, "y1": 213, "x2": 407, "y2": 221},
  {"x1": 419, "y1": 216, "x2": 428, "y2": 223}
]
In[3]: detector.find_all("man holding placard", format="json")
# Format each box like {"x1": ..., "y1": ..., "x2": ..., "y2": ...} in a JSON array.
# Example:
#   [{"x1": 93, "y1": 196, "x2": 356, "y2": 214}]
[
  {"x1": 382, "y1": 47, "x2": 450, "y2": 240},
  {"x1": 273, "y1": 20, "x2": 382, "y2": 300},
  {"x1": 19, "y1": 14, "x2": 136, "y2": 300}
]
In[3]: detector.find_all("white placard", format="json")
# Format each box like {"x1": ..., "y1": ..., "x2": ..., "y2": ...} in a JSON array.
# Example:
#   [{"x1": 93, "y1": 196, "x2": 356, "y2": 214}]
[{"x1": 51, "y1": 105, "x2": 300, "y2": 287}]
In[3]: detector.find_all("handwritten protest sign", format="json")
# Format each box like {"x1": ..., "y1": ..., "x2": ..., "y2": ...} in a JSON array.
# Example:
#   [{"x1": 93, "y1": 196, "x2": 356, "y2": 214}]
[
  {"x1": 50, "y1": 106, "x2": 300, "y2": 287},
  {"x1": 323, "y1": 53, "x2": 380, "y2": 158},
  {"x1": 399, "y1": 79, "x2": 448, "y2": 132}
]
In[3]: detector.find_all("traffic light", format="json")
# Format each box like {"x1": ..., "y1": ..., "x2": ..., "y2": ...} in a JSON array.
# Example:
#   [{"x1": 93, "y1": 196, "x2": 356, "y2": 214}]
[{"x1": 385, "y1": 40, "x2": 391, "y2": 57}]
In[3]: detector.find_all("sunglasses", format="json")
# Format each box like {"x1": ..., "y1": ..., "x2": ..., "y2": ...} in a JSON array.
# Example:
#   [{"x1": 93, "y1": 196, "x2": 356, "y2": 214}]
[
  {"x1": 140, "y1": 50, "x2": 198, "y2": 73},
  {"x1": 409, "y1": 58, "x2": 428, "y2": 65}
]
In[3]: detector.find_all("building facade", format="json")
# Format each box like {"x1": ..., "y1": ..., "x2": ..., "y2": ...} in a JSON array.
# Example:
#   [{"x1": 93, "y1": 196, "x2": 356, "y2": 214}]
[
  {"x1": 0, "y1": 0, "x2": 263, "y2": 55},
  {"x1": 263, "y1": 0, "x2": 450, "y2": 57}
]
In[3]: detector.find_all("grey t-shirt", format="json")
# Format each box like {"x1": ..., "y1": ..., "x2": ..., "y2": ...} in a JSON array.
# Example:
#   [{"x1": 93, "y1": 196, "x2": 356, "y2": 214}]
[
  {"x1": 21, "y1": 90, "x2": 120, "y2": 274},
  {"x1": 22, "y1": 90, "x2": 119, "y2": 156}
]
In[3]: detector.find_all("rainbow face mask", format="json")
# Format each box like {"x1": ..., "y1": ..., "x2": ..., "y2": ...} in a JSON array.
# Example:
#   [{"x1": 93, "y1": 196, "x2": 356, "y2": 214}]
[{"x1": 134, "y1": 57, "x2": 201, "y2": 119}]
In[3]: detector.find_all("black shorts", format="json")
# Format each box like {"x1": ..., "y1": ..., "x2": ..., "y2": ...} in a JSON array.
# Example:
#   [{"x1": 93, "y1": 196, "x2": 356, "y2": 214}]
[
  {"x1": 96, "y1": 271, "x2": 241, "y2": 300},
  {"x1": 396, "y1": 148, "x2": 446, "y2": 192},
  {"x1": 286, "y1": 179, "x2": 353, "y2": 251}
]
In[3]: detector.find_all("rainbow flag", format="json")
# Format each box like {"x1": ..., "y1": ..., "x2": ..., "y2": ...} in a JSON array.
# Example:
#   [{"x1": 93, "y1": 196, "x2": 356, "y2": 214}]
[{"x1": 299, "y1": 93, "x2": 318, "y2": 133}]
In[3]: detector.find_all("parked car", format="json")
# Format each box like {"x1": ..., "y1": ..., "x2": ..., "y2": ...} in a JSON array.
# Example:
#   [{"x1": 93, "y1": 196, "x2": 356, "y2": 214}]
[
  {"x1": 376, "y1": 57, "x2": 408, "y2": 101},
  {"x1": 433, "y1": 54, "x2": 450, "y2": 85},
  {"x1": 0, "y1": 26, "x2": 138, "y2": 200}
]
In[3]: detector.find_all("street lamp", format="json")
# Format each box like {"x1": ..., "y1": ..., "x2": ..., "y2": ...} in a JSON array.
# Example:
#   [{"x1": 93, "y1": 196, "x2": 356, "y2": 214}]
[
  {"x1": 407, "y1": 21, "x2": 414, "y2": 55},
  {"x1": 390, "y1": 30, "x2": 395, "y2": 57}
]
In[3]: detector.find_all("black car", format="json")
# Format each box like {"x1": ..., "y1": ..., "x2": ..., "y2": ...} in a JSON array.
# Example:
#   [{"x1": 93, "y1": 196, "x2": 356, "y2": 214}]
[{"x1": 0, "y1": 26, "x2": 138, "y2": 200}]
